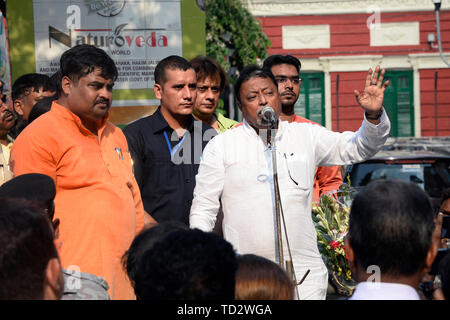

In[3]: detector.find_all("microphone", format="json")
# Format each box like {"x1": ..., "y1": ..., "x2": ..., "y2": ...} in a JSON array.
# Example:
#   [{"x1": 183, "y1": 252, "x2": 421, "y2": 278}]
[{"x1": 260, "y1": 106, "x2": 276, "y2": 126}]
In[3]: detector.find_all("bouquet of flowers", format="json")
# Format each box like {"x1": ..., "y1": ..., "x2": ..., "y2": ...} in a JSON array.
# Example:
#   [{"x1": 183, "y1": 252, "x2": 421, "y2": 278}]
[{"x1": 311, "y1": 182, "x2": 357, "y2": 296}]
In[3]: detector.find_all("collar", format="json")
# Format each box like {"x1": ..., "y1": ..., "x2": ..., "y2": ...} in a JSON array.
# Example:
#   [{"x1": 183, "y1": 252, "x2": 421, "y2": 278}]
[
  {"x1": 292, "y1": 113, "x2": 312, "y2": 124},
  {"x1": 6, "y1": 134, "x2": 14, "y2": 146},
  {"x1": 152, "y1": 106, "x2": 196, "y2": 134},
  {"x1": 214, "y1": 110, "x2": 236, "y2": 131},
  {"x1": 62, "y1": 269, "x2": 109, "y2": 294},
  {"x1": 350, "y1": 282, "x2": 421, "y2": 300},
  {"x1": 242, "y1": 118, "x2": 285, "y2": 144},
  {"x1": 51, "y1": 101, "x2": 109, "y2": 136},
  {"x1": 0, "y1": 135, "x2": 13, "y2": 151}
]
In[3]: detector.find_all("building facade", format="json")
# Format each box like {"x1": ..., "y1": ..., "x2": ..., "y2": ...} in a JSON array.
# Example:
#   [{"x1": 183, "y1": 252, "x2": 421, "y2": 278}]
[{"x1": 243, "y1": 0, "x2": 450, "y2": 136}]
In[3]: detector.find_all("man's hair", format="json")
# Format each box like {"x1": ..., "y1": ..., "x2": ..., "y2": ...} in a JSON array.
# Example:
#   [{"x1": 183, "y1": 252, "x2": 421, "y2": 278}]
[
  {"x1": 154, "y1": 55, "x2": 193, "y2": 85},
  {"x1": 133, "y1": 228, "x2": 237, "y2": 300},
  {"x1": 50, "y1": 69, "x2": 62, "y2": 98},
  {"x1": 122, "y1": 221, "x2": 187, "y2": 287},
  {"x1": 234, "y1": 65, "x2": 278, "y2": 103},
  {"x1": 28, "y1": 96, "x2": 57, "y2": 124},
  {"x1": 235, "y1": 254, "x2": 294, "y2": 300},
  {"x1": 189, "y1": 56, "x2": 227, "y2": 93},
  {"x1": 12, "y1": 73, "x2": 56, "y2": 101},
  {"x1": 0, "y1": 198, "x2": 58, "y2": 299},
  {"x1": 349, "y1": 179, "x2": 435, "y2": 276},
  {"x1": 262, "y1": 54, "x2": 302, "y2": 74},
  {"x1": 60, "y1": 44, "x2": 118, "y2": 83},
  {"x1": 0, "y1": 173, "x2": 56, "y2": 221}
]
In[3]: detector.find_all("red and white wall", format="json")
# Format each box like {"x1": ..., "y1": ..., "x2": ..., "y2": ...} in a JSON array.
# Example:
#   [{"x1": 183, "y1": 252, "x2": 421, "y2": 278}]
[{"x1": 244, "y1": 0, "x2": 450, "y2": 136}]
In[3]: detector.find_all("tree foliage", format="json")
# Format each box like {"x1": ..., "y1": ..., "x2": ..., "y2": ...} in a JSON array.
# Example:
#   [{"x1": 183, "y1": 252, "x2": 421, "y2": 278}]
[{"x1": 206, "y1": 0, "x2": 271, "y2": 81}]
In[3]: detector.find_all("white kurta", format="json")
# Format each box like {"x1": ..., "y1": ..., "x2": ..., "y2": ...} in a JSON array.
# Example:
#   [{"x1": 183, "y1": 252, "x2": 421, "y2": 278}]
[{"x1": 190, "y1": 112, "x2": 391, "y2": 300}]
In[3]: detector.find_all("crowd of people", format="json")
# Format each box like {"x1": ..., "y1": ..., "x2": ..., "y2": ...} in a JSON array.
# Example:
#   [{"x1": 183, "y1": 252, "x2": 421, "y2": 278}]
[{"x1": 0, "y1": 44, "x2": 449, "y2": 300}]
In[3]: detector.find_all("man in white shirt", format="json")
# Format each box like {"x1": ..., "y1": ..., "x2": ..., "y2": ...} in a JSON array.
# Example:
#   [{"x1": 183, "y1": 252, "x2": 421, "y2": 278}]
[
  {"x1": 347, "y1": 180, "x2": 441, "y2": 300},
  {"x1": 0, "y1": 94, "x2": 14, "y2": 185},
  {"x1": 190, "y1": 64, "x2": 391, "y2": 300}
]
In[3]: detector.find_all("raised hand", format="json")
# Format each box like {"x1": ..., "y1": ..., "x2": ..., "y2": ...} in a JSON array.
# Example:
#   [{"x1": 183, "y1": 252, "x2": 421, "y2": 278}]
[{"x1": 354, "y1": 65, "x2": 389, "y2": 117}]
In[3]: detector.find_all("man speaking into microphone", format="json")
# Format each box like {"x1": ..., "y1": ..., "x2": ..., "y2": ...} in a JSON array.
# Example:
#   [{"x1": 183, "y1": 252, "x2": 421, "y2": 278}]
[
  {"x1": 190, "y1": 65, "x2": 391, "y2": 299},
  {"x1": 259, "y1": 105, "x2": 277, "y2": 127}
]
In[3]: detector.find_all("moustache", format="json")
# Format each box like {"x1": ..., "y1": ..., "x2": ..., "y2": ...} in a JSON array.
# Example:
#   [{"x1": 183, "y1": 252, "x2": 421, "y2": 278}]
[
  {"x1": 95, "y1": 99, "x2": 111, "y2": 106},
  {"x1": 1, "y1": 110, "x2": 13, "y2": 120},
  {"x1": 281, "y1": 91, "x2": 296, "y2": 97}
]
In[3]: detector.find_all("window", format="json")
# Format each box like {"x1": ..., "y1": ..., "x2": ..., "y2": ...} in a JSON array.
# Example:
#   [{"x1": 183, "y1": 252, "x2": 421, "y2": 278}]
[
  {"x1": 294, "y1": 72, "x2": 325, "y2": 126},
  {"x1": 382, "y1": 70, "x2": 414, "y2": 137}
]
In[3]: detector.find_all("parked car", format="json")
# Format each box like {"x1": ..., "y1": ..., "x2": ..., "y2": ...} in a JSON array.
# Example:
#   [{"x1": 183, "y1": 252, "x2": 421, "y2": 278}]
[{"x1": 345, "y1": 137, "x2": 450, "y2": 211}]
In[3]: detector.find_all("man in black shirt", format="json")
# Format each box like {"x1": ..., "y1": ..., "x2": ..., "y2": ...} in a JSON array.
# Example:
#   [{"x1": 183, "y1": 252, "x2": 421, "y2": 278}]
[{"x1": 124, "y1": 56, "x2": 216, "y2": 225}]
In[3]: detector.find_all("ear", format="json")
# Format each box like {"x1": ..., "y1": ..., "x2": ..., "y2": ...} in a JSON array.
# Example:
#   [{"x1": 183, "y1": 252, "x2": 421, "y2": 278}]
[
  {"x1": 43, "y1": 257, "x2": 64, "y2": 300},
  {"x1": 237, "y1": 99, "x2": 243, "y2": 112},
  {"x1": 154, "y1": 83, "x2": 163, "y2": 100},
  {"x1": 424, "y1": 241, "x2": 438, "y2": 275},
  {"x1": 344, "y1": 236, "x2": 357, "y2": 276},
  {"x1": 60, "y1": 76, "x2": 73, "y2": 96},
  {"x1": 13, "y1": 99, "x2": 24, "y2": 116},
  {"x1": 424, "y1": 213, "x2": 442, "y2": 273},
  {"x1": 52, "y1": 218, "x2": 60, "y2": 240}
]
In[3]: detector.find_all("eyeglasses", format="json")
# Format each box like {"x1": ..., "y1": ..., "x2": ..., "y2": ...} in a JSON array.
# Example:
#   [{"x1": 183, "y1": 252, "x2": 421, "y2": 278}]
[{"x1": 274, "y1": 76, "x2": 301, "y2": 85}]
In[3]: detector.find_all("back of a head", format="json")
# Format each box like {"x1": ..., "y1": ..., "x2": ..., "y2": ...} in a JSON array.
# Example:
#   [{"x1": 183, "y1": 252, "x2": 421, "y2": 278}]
[
  {"x1": 50, "y1": 69, "x2": 62, "y2": 98},
  {"x1": 235, "y1": 254, "x2": 295, "y2": 300},
  {"x1": 154, "y1": 55, "x2": 193, "y2": 86},
  {"x1": 349, "y1": 179, "x2": 435, "y2": 277},
  {"x1": 134, "y1": 228, "x2": 237, "y2": 300},
  {"x1": 0, "y1": 198, "x2": 58, "y2": 299},
  {"x1": 189, "y1": 56, "x2": 227, "y2": 93},
  {"x1": 12, "y1": 73, "x2": 55, "y2": 102},
  {"x1": 234, "y1": 65, "x2": 278, "y2": 103},
  {"x1": 60, "y1": 44, "x2": 118, "y2": 83},
  {"x1": 123, "y1": 221, "x2": 188, "y2": 286},
  {"x1": 28, "y1": 95, "x2": 57, "y2": 124},
  {"x1": 0, "y1": 173, "x2": 56, "y2": 221},
  {"x1": 262, "y1": 54, "x2": 301, "y2": 74}
]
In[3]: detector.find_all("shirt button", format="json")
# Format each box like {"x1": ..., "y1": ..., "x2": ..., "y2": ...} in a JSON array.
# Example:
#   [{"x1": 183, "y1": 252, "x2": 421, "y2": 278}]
[{"x1": 185, "y1": 179, "x2": 191, "y2": 183}]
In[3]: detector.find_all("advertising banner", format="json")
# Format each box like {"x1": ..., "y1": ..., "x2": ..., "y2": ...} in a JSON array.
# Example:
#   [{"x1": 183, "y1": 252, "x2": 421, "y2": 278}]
[
  {"x1": 0, "y1": 11, "x2": 11, "y2": 92},
  {"x1": 33, "y1": 0, "x2": 183, "y2": 90}
]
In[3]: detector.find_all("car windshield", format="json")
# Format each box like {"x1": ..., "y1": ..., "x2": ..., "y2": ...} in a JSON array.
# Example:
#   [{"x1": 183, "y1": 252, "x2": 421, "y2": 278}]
[{"x1": 348, "y1": 160, "x2": 450, "y2": 198}]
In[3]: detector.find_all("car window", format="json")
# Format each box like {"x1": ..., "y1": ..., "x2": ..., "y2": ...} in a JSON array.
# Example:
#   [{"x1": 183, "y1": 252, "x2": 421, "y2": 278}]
[{"x1": 348, "y1": 161, "x2": 450, "y2": 198}]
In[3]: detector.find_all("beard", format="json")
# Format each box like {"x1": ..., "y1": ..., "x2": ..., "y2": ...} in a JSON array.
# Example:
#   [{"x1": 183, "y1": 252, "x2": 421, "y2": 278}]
[
  {"x1": 280, "y1": 100, "x2": 296, "y2": 115},
  {"x1": 279, "y1": 90, "x2": 298, "y2": 114}
]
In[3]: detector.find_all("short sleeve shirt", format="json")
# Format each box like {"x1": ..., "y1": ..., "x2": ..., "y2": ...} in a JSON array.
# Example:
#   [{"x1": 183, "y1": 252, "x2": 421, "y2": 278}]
[{"x1": 124, "y1": 107, "x2": 216, "y2": 225}]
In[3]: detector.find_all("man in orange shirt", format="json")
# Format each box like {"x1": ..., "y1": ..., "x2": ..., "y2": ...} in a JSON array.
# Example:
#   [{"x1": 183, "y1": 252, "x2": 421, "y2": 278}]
[
  {"x1": 263, "y1": 55, "x2": 343, "y2": 202},
  {"x1": 10, "y1": 44, "x2": 155, "y2": 300}
]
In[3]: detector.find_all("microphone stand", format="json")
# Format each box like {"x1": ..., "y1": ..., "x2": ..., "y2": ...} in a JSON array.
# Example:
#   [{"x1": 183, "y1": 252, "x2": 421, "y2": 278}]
[
  {"x1": 268, "y1": 124, "x2": 284, "y2": 269},
  {"x1": 267, "y1": 120, "x2": 306, "y2": 300}
]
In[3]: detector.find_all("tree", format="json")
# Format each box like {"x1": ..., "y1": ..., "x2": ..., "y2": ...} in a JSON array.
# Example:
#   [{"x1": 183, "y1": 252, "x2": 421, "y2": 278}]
[{"x1": 206, "y1": 0, "x2": 271, "y2": 82}]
